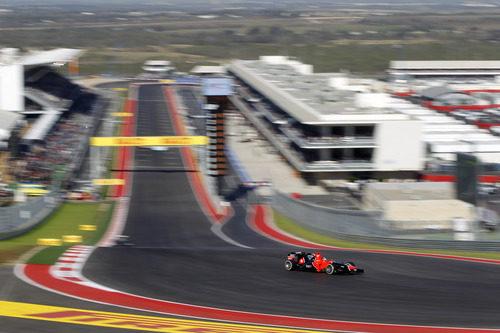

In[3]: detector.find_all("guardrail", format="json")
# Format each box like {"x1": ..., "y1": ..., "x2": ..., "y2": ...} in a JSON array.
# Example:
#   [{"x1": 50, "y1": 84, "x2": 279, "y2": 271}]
[
  {"x1": 0, "y1": 192, "x2": 61, "y2": 240},
  {"x1": 272, "y1": 190, "x2": 385, "y2": 235},
  {"x1": 272, "y1": 190, "x2": 500, "y2": 252}
]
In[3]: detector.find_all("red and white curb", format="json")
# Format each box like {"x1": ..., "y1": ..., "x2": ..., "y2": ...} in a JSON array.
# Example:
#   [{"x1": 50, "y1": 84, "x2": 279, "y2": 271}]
[
  {"x1": 250, "y1": 204, "x2": 500, "y2": 265},
  {"x1": 16, "y1": 242, "x2": 500, "y2": 333},
  {"x1": 163, "y1": 86, "x2": 233, "y2": 226},
  {"x1": 13, "y1": 83, "x2": 500, "y2": 333},
  {"x1": 50, "y1": 245, "x2": 117, "y2": 292}
]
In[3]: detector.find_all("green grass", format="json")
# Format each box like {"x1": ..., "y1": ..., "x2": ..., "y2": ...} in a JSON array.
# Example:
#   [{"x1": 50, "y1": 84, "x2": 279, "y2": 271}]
[
  {"x1": 0, "y1": 86, "x2": 124, "y2": 265},
  {"x1": 4, "y1": 198, "x2": 500, "y2": 266},
  {"x1": 0, "y1": 201, "x2": 114, "y2": 265},
  {"x1": 273, "y1": 211, "x2": 500, "y2": 260},
  {"x1": 62, "y1": 34, "x2": 500, "y2": 76},
  {"x1": 26, "y1": 245, "x2": 73, "y2": 265}
]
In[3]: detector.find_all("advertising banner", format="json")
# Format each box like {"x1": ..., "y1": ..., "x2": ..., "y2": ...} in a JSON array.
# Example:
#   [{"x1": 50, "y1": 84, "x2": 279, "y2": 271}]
[{"x1": 90, "y1": 136, "x2": 208, "y2": 146}]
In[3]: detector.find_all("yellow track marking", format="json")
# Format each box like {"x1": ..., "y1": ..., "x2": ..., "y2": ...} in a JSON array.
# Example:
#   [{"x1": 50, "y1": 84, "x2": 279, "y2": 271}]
[{"x1": 0, "y1": 301, "x2": 329, "y2": 332}]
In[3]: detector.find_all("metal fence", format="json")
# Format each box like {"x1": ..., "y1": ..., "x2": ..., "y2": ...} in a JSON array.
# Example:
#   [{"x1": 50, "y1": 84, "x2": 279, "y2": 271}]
[
  {"x1": 272, "y1": 190, "x2": 386, "y2": 235},
  {"x1": 272, "y1": 190, "x2": 500, "y2": 252}
]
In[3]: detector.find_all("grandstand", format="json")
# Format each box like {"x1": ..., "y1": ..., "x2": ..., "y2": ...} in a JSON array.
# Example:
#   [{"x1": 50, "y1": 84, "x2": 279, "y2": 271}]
[
  {"x1": 24, "y1": 65, "x2": 97, "y2": 115},
  {"x1": 0, "y1": 48, "x2": 84, "y2": 113},
  {"x1": 20, "y1": 110, "x2": 61, "y2": 148},
  {"x1": 18, "y1": 53, "x2": 98, "y2": 147},
  {"x1": 0, "y1": 48, "x2": 102, "y2": 193}
]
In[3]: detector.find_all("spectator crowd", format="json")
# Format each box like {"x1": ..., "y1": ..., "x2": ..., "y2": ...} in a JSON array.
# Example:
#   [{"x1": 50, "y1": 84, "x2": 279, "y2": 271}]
[{"x1": 10, "y1": 113, "x2": 92, "y2": 188}]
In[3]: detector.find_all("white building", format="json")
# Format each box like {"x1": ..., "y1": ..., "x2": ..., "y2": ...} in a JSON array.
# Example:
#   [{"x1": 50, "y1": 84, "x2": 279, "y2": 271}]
[
  {"x1": 388, "y1": 60, "x2": 500, "y2": 80},
  {"x1": 0, "y1": 47, "x2": 84, "y2": 113},
  {"x1": 228, "y1": 56, "x2": 425, "y2": 179},
  {"x1": 362, "y1": 181, "x2": 475, "y2": 231},
  {"x1": 142, "y1": 60, "x2": 174, "y2": 77}
]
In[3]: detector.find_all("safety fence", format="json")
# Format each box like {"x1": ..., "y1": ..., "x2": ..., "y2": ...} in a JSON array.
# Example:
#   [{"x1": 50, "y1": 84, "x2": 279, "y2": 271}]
[{"x1": 272, "y1": 190, "x2": 500, "y2": 252}]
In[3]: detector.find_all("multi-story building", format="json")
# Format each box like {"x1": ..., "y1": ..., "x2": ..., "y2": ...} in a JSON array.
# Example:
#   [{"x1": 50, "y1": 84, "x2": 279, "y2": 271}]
[
  {"x1": 227, "y1": 56, "x2": 425, "y2": 181},
  {"x1": 388, "y1": 60, "x2": 500, "y2": 81}
]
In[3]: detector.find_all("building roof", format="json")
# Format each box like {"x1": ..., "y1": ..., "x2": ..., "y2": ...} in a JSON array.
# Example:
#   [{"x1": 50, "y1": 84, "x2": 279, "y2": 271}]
[
  {"x1": 19, "y1": 48, "x2": 84, "y2": 66},
  {"x1": 387, "y1": 97, "x2": 500, "y2": 159},
  {"x1": 190, "y1": 65, "x2": 226, "y2": 75},
  {"x1": 419, "y1": 86, "x2": 455, "y2": 99},
  {"x1": 144, "y1": 60, "x2": 171, "y2": 66},
  {"x1": 390, "y1": 60, "x2": 500, "y2": 70},
  {"x1": 229, "y1": 59, "x2": 411, "y2": 125},
  {"x1": 366, "y1": 181, "x2": 455, "y2": 201},
  {"x1": 389, "y1": 61, "x2": 500, "y2": 77},
  {"x1": 142, "y1": 60, "x2": 173, "y2": 73}
]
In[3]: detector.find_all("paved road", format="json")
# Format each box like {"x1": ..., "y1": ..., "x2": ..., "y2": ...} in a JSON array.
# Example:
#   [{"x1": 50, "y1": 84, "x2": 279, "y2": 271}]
[
  {"x1": 0, "y1": 82, "x2": 187, "y2": 333},
  {"x1": 83, "y1": 84, "x2": 500, "y2": 329},
  {"x1": 0, "y1": 266, "x2": 162, "y2": 333},
  {"x1": 3, "y1": 83, "x2": 500, "y2": 332}
]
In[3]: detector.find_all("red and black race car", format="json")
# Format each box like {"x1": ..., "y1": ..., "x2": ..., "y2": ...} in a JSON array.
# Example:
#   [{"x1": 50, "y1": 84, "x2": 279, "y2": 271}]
[{"x1": 284, "y1": 251, "x2": 364, "y2": 275}]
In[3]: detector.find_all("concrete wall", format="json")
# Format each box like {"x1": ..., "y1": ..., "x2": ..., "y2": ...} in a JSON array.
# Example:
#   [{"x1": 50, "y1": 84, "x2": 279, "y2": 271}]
[
  {"x1": 0, "y1": 64, "x2": 23, "y2": 112},
  {"x1": 271, "y1": 189, "x2": 500, "y2": 251},
  {"x1": 361, "y1": 182, "x2": 475, "y2": 230},
  {"x1": 0, "y1": 193, "x2": 61, "y2": 240},
  {"x1": 259, "y1": 56, "x2": 313, "y2": 75},
  {"x1": 362, "y1": 182, "x2": 456, "y2": 209},
  {"x1": 383, "y1": 200, "x2": 474, "y2": 229},
  {"x1": 373, "y1": 120, "x2": 425, "y2": 171}
]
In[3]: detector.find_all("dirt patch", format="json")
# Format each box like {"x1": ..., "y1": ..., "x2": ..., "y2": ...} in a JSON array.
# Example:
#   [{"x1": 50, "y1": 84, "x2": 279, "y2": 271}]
[{"x1": 0, "y1": 245, "x2": 35, "y2": 265}]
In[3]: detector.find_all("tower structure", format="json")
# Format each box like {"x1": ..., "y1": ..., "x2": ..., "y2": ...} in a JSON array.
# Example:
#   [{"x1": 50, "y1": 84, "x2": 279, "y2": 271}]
[{"x1": 201, "y1": 77, "x2": 234, "y2": 195}]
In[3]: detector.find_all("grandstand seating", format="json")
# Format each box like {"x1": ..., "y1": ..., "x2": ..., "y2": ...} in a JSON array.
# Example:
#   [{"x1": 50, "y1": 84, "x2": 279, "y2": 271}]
[
  {"x1": 7, "y1": 66, "x2": 101, "y2": 188},
  {"x1": 24, "y1": 66, "x2": 96, "y2": 114},
  {"x1": 24, "y1": 87, "x2": 71, "y2": 111}
]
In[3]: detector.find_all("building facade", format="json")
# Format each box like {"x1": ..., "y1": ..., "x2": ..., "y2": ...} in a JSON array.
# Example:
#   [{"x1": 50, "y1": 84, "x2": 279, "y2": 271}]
[{"x1": 227, "y1": 56, "x2": 425, "y2": 180}]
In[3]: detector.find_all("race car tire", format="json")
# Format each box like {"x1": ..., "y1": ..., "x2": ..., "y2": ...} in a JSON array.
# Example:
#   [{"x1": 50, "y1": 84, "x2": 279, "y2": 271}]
[
  {"x1": 325, "y1": 264, "x2": 336, "y2": 275},
  {"x1": 285, "y1": 260, "x2": 296, "y2": 271}
]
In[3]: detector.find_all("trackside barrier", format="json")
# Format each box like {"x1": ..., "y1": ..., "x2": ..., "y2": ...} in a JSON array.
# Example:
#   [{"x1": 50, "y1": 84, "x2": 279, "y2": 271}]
[
  {"x1": 272, "y1": 190, "x2": 500, "y2": 252},
  {"x1": 272, "y1": 189, "x2": 384, "y2": 235},
  {"x1": 0, "y1": 193, "x2": 61, "y2": 240}
]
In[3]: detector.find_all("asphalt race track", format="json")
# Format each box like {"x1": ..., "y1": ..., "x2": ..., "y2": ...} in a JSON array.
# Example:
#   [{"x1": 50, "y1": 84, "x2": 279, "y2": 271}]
[{"x1": 21, "y1": 83, "x2": 500, "y2": 331}]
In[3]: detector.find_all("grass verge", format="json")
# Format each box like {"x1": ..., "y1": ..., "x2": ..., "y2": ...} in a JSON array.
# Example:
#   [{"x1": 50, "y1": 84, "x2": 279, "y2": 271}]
[
  {"x1": 273, "y1": 211, "x2": 500, "y2": 260},
  {"x1": 1, "y1": 83, "x2": 123, "y2": 266},
  {"x1": 0, "y1": 201, "x2": 115, "y2": 265}
]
